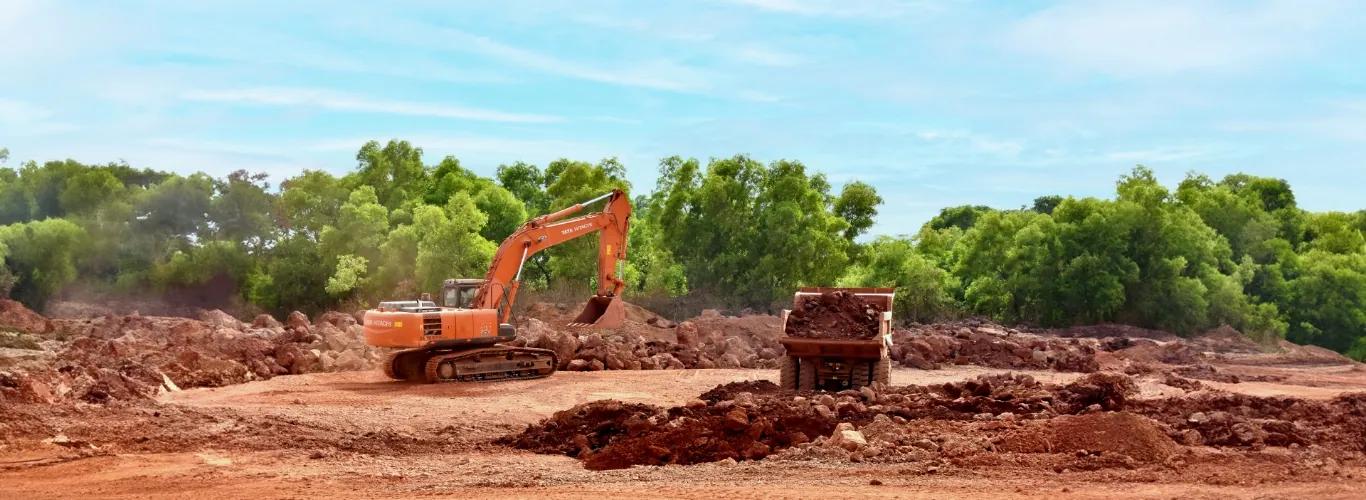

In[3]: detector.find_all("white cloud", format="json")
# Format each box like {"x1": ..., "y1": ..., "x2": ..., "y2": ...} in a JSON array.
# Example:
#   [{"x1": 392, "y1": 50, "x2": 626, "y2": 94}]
[
  {"x1": 180, "y1": 87, "x2": 563, "y2": 124},
  {"x1": 1003, "y1": 0, "x2": 1354, "y2": 76}
]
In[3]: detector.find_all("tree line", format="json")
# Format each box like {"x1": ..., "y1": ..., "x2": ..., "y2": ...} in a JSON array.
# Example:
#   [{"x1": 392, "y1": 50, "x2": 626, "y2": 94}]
[{"x1": 0, "y1": 141, "x2": 1362, "y2": 359}]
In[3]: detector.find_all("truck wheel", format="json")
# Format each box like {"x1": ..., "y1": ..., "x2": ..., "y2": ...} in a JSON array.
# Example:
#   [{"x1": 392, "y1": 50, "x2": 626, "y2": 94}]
[
  {"x1": 797, "y1": 358, "x2": 818, "y2": 390},
  {"x1": 779, "y1": 356, "x2": 798, "y2": 390},
  {"x1": 852, "y1": 360, "x2": 874, "y2": 389},
  {"x1": 873, "y1": 355, "x2": 891, "y2": 386}
]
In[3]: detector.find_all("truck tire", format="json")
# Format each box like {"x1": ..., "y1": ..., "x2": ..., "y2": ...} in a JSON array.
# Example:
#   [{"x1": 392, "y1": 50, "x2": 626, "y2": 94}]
[
  {"x1": 873, "y1": 355, "x2": 891, "y2": 386},
  {"x1": 797, "y1": 358, "x2": 818, "y2": 390},
  {"x1": 852, "y1": 359, "x2": 874, "y2": 389},
  {"x1": 779, "y1": 356, "x2": 798, "y2": 390}
]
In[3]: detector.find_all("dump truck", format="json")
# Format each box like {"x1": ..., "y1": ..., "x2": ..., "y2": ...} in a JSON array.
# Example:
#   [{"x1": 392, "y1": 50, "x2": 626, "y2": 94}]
[
  {"x1": 361, "y1": 189, "x2": 631, "y2": 383},
  {"x1": 777, "y1": 287, "x2": 895, "y2": 391}
]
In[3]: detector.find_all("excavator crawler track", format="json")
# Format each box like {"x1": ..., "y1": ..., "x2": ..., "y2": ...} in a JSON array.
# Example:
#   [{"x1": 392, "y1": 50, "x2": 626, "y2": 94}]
[
  {"x1": 421, "y1": 346, "x2": 558, "y2": 383},
  {"x1": 382, "y1": 348, "x2": 435, "y2": 382}
]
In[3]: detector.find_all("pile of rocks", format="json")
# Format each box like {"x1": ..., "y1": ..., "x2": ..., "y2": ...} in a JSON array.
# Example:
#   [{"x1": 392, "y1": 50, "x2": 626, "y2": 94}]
[
  {"x1": 509, "y1": 318, "x2": 784, "y2": 372},
  {"x1": 0, "y1": 308, "x2": 385, "y2": 405},
  {"x1": 891, "y1": 323, "x2": 1100, "y2": 372}
]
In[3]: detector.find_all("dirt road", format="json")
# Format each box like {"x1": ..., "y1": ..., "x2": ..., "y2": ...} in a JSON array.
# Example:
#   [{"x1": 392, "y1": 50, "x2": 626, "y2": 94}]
[{"x1": 4, "y1": 365, "x2": 1365, "y2": 499}]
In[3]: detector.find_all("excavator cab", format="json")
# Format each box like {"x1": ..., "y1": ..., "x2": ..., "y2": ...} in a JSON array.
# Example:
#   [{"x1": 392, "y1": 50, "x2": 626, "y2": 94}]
[{"x1": 441, "y1": 279, "x2": 484, "y2": 309}]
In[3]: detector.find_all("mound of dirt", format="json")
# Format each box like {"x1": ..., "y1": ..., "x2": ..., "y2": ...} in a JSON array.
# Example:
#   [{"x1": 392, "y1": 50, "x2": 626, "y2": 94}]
[
  {"x1": 783, "y1": 291, "x2": 884, "y2": 340},
  {"x1": 698, "y1": 380, "x2": 781, "y2": 403},
  {"x1": 493, "y1": 400, "x2": 664, "y2": 457},
  {"x1": 890, "y1": 323, "x2": 1099, "y2": 373},
  {"x1": 0, "y1": 300, "x2": 52, "y2": 334},
  {"x1": 998, "y1": 412, "x2": 1179, "y2": 463},
  {"x1": 506, "y1": 372, "x2": 1366, "y2": 471},
  {"x1": 581, "y1": 397, "x2": 835, "y2": 470},
  {"x1": 1174, "y1": 364, "x2": 1241, "y2": 384},
  {"x1": 1130, "y1": 392, "x2": 1366, "y2": 452},
  {"x1": 510, "y1": 306, "x2": 786, "y2": 372},
  {"x1": 0, "y1": 310, "x2": 386, "y2": 406}
]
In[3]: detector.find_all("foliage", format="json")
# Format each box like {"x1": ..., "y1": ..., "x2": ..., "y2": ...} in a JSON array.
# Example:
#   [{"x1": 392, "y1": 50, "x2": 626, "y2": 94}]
[{"x1": 2, "y1": 141, "x2": 1364, "y2": 358}]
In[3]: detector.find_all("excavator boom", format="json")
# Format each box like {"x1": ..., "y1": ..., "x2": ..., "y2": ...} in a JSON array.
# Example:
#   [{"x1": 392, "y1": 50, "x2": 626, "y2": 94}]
[{"x1": 474, "y1": 188, "x2": 632, "y2": 326}]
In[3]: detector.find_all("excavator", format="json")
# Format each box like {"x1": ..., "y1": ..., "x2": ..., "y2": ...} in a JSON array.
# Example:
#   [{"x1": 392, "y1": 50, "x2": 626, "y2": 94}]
[{"x1": 361, "y1": 189, "x2": 631, "y2": 383}]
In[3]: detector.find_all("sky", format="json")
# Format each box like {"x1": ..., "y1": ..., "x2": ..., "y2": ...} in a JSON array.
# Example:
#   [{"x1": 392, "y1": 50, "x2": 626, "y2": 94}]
[{"x1": 2, "y1": 0, "x2": 1364, "y2": 237}]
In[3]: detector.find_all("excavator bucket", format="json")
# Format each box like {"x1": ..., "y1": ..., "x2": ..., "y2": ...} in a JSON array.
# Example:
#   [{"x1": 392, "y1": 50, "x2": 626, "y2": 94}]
[{"x1": 568, "y1": 296, "x2": 625, "y2": 328}]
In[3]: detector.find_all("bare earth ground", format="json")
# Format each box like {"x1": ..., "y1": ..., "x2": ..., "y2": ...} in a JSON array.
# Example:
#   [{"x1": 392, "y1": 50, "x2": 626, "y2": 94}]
[{"x1": 5, "y1": 364, "x2": 1366, "y2": 499}]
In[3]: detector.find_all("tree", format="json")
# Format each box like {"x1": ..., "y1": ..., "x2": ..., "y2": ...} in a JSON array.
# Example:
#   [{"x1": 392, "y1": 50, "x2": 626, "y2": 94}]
[
  {"x1": 413, "y1": 192, "x2": 497, "y2": 292},
  {"x1": 833, "y1": 180, "x2": 882, "y2": 240},
  {"x1": 0, "y1": 218, "x2": 87, "y2": 310}
]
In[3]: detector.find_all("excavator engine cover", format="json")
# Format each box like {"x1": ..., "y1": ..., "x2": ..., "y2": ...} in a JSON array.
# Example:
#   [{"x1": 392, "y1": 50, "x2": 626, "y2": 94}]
[{"x1": 569, "y1": 296, "x2": 625, "y2": 328}]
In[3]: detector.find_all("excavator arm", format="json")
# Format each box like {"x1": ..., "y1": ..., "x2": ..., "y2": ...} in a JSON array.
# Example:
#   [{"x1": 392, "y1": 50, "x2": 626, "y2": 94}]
[{"x1": 472, "y1": 188, "x2": 632, "y2": 325}]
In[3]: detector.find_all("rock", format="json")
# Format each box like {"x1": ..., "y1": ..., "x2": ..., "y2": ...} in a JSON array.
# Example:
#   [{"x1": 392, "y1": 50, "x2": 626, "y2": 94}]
[
  {"x1": 732, "y1": 392, "x2": 756, "y2": 407},
  {"x1": 581, "y1": 333, "x2": 605, "y2": 350},
  {"x1": 723, "y1": 408, "x2": 750, "y2": 431},
  {"x1": 567, "y1": 359, "x2": 591, "y2": 371},
  {"x1": 720, "y1": 353, "x2": 742, "y2": 369},
  {"x1": 701, "y1": 309, "x2": 722, "y2": 318},
  {"x1": 199, "y1": 310, "x2": 244, "y2": 330},
  {"x1": 639, "y1": 356, "x2": 659, "y2": 370},
  {"x1": 526, "y1": 319, "x2": 580, "y2": 370},
  {"x1": 744, "y1": 441, "x2": 771, "y2": 460},
  {"x1": 675, "y1": 322, "x2": 700, "y2": 349},
  {"x1": 315, "y1": 311, "x2": 357, "y2": 328},
  {"x1": 335, "y1": 350, "x2": 364, "y2": 371},
  {"x1": 251, "y1": 314, "x2": 282, "y2": 329},
  {"x1": 319, "y1": 351, "x2": 337, "y2": 372},
  {"x1": 589, "y1": 359, "x2": 606, "y2": 371},
  {"x1": 826, "y1": 423, "x2": 867, "y2": 452},
  {"x1": 695, "y1": 357, "x2": 717, "y2": 369},
  {"x1": 758, "y1": 348, "x2": 779, "y2": 360},
  {"x1": 287, "y1": 311, "x2": 310, "y2": 330},
  {"x1": 317, "y1": 324, "x2": 349, "y2": 352}
]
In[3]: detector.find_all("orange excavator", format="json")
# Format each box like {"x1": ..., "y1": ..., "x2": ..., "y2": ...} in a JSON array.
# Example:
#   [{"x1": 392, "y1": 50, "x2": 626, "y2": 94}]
[{"x1": 362, "y1": 189, "x2": 631, "y2": 383}]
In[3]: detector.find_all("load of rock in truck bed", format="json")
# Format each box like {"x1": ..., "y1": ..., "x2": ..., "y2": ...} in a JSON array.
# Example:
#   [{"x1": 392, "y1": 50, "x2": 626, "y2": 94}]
[{"x1": 782, "y1": 291, "x2": 885, "y2": 340}]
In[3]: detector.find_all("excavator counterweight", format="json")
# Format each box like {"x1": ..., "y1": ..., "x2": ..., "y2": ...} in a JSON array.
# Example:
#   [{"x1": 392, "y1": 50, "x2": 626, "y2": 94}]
[{"x1": 362, "y1": 189, "x2": 632, "y2": 384}]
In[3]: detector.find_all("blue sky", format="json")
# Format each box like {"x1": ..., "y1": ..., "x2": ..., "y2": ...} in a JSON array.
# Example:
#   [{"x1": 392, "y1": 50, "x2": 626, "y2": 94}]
[{"x1": 2, "y1": 0, "x2": 1364, "y2": 237}]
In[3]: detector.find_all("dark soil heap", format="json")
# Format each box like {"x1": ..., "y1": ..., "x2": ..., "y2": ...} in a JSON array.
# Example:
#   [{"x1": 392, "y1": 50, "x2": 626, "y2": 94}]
[
  {"x1": 783, "y1": 291, "x2": 884, "y2": 340},
  {"x1": 502, "y1": 371, "x2": 1366, "y2": 471}
]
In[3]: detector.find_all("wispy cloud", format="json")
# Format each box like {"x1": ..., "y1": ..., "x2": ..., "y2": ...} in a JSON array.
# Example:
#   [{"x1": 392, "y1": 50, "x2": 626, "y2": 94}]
[
  {"x1": 1003, "y1": 0, "x2": 1356, "y2": 77},
  {"x1": 724, "y1": 0, "x2": 956, "y2": 18},
  {"x1": 180, "y1": 87, "x2": 563, "y2": 124},
  {"x1": 733, "y1": 46, "x2": 806, "y2": 67},
  {"x1": 402, "y1": 27, "x2": 717, "y2": 93},
  {"x1": 917, "y1": 129, "x2": 1025, "y2": 157},
  {"x1": 0, "y1": 99, "x2": 80, "y2": 135}
]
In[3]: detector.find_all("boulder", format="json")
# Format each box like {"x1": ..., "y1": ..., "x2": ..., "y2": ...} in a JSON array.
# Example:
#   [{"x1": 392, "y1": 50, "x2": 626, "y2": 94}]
[
  {"x1": 335, "y1": 350, "x2": 365, "y2": 371},
  {"x1": 675, "y1": 322, "x2": 700, "y2": 349},
  {"x1": 287, "y1": 311, "x2": 310, "y2": 330},
  {"x1": 316, "y1": 311, "x2": 357, "y2": 328},
  {"x1": 826, "y1": 423, "x2": 868, "y2": 452},
  {"x1": 199, "y1": 310, "x2": 244, "y2": 330},
  {"x1": 567, "y1": 359, "x2": 591, "y2": 371},
  {"x1": 252, "y1": 314, "x2": 282, "y2": 329}
]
